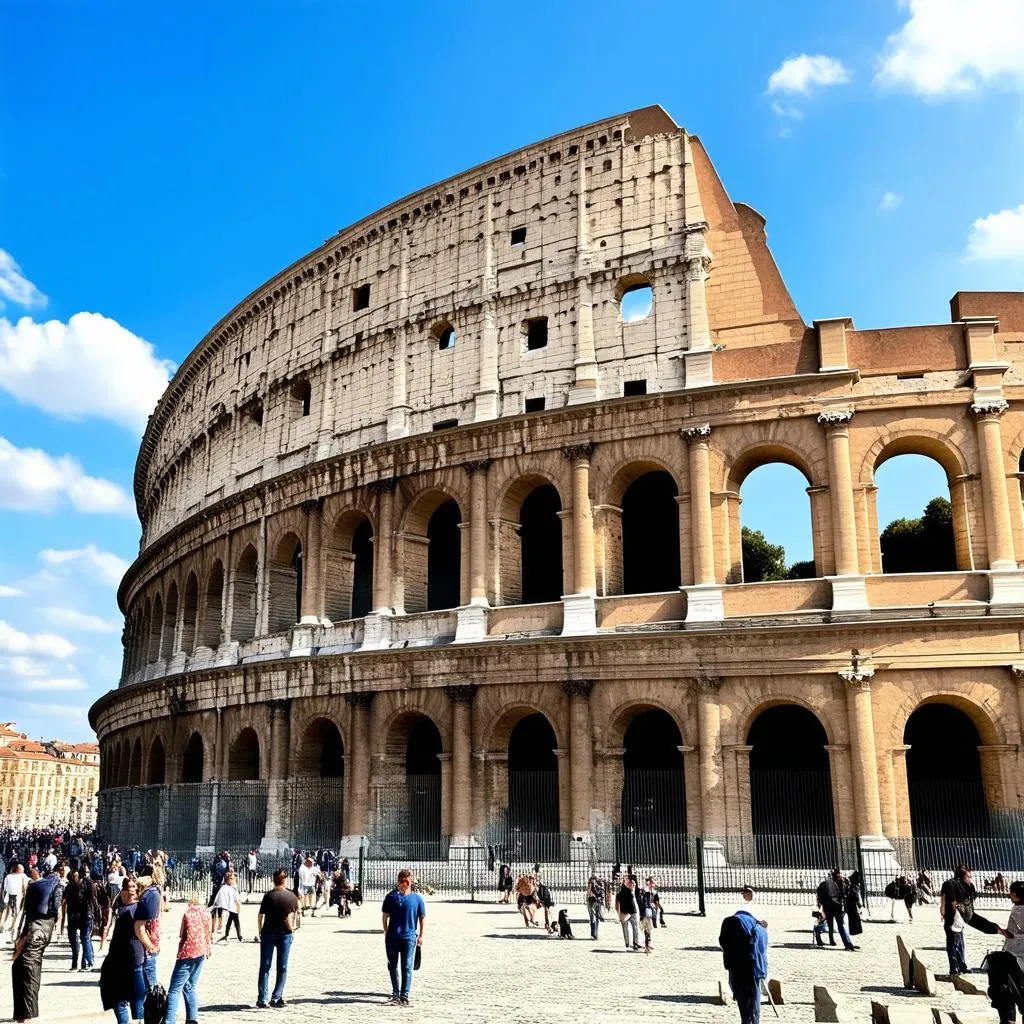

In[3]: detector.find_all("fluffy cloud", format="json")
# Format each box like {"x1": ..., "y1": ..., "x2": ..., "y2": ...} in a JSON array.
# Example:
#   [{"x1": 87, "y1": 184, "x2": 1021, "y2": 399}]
[
  {"x1": 880, "y1": 192, "x2": 904, "y2": 211},
  {"x1": 768, "y1": 54, "x2": 851, "y2": 94},
  {"x1": 42, "y1": 607, "x2": 120, "y2": 633},
  {"x1": 0, "y1": 437, "x2": 134, "y2": 515},
  {"x1": 0, "y1": 250, "x2": 47, "y2": 311},
  {"x1": 0, "y1": 311, "x2": 174, "y2": 434},
  {"x1": 19, "y1": 678, "x2": 88, "y2": 693},
  {"x1": 39, "y1": 545, "x2": 131, "y2": 588},
  {"x1": 0, "y1": 585, "x2": 22, "y2": 597},
  {"x1": 0, "y1": 656, "x2": 50, "y2": 677},
  {"x1": 0, "y1": 620, "x2": 75, "y2": 659},
  {"x1": 965, "y1": 204, "x2": 1024, "y2": 260},
  {"x1": 876, "y1": 0, "x2": 1024, "y2": 96}
]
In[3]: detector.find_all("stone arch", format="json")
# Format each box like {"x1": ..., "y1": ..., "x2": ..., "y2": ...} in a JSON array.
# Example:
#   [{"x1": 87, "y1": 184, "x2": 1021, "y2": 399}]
[
  {"x1": 147, "y1": 736, "x2": 166, "y2": 785},
  {"x1": 148, "y1": 593, "x2": 163, "y2": 663},
  {"x1": 605, "y1": 698, "x2": 687, "y2": 750},
  {"x1": 231, "y1": 545, "x2": 258, "y2": 642},
  {"x1": 267, "y1": 531, "x2": 302, "y2": 633},
  {"x1": 495, "y1": 473, "x2": 565, "y2": 606},
  {"x1": 116, "y1": 740, "x2": 129, "y2": 787},
  {"x1": 227, "y1": 726, "x2": 261, "y2": 780},
  {"x1": 324, "y1": 508, "x2": 375, "y2": 622},
  {"x1": 297, "y1": 716, "x2": 345, "y2": 777},
  {"x1": 162, "y1": 581, "x2": 179, "y2": 658},
  {"x1": 181, "y1": 572, "x2": 199, "y2": 654},
  {"x1": 199, "y1": 559, "x2": 224, "y2": 649},
  {"x1": 400, "y1": 487, "x2": 463, "y2": 614},
  {"x1": 504, "y1": 710, "x2": 560, "y2": 844},
  {"x1": 181, "y1": 731, "x2": 204, "y2": 783},
  {"x1": 128, "y1": 737, "x2": 143, "y2": 786},
  {"x1": 375, "y1": 710, "x2": 444, "y2": 846},
  {"x1": 483, "y1": 701, "x2": 566, "y2": 754}
]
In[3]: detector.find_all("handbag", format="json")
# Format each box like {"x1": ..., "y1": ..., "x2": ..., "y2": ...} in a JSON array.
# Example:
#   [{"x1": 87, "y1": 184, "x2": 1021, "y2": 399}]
[{"x1": 950, "y1": 909, "x2": 966, "y2": 933}]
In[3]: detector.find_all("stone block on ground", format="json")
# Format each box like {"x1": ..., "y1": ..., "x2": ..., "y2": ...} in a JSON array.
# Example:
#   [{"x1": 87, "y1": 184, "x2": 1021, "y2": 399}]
[
  {"x1": 872, "y1": 1003, "x2": 943, "y2": 1024},
  {"x1": 814, "y1": 985, "x2": 844, "y2": 1023},
  {"x1": 767, "y1": 978, "x2": 784, "y2": 1004},
  {"x1": 714, "y1": 980, "x2": 732, "y2": 1006},
  {"x1": 948, "y1": 973, "x2": 985, "y2": 997},
  {"x1": 949, "y1": 1013, "x2": 995, "y2": 1024},
  {"x1": 897, "y1": 934, "x2": 914, "y2": 988},
  {"x1": 911, "y1": 952, "x2": 937, "y2": 996}
]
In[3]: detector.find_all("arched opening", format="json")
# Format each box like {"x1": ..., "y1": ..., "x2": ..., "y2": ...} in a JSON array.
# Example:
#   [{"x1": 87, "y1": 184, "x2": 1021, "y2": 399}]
[
  {"x1": 128, "y1": 739, "x2": 142, "y2": 787},
  {"x1": 267, "y1": 533, "x2": 302, "y2": 633},
  {"x1": 432, "y1": 321, "x2": 456, "y2": 350},
  {"x1": 231, "y1": 546, "x2": 258, "y2": 642},
  {"x1": 290, "y1": 378, "x2": 312, "y2": 418},
  {"x1": 520, "y1": 484, "x2": 563, "y2": 604},
  {"x1": 618, "y1": 708, "x2": 687, "y2": 863},
  {"x1": 747, "y1": 705, "x2": 836, "y2": 864},
  {"x1": 228, "y1": 727, "x2": 261, "y2": 781},
  {"x1": 507, "y1": 712, "x2": 560, "y2": 858},
  {"x1": 875, "y1": 453, "x2": 958, "y2": 573},
  {"x1": 199, "y1": 560, "x2": 223, "y2": 649},
  {"x1": 622, "y1": 471, "x2": 680, "y2": 593},
  {"x1": 148, "y1": 594, "x2": 163, "y2": 663},
  {"x1": 375, "y1": 713, "x2": 444, "y2": 853},
  {"x1": 116, "y1": 742, "x2": 129, "y2": 787},
  {"x1": 298, "y1": 718, "x2": 345, "y2": 777},
  {"x1": 293, "y1": 718, "x2": 345, "y2": 850},
  {"x1": 905, "y1": 704, "x2": 990, "y2": 848},
  {"x1": 427, "y1": 500, "x2": 461, "y2": 612},
  {"x1": 163, "y1": 583, "x2": 179, "y2": 657},
  {"x1": 181, "y1": 732, "x2": 204, "y2": 783},
  {"x1": 181, "y1": 574, "x2": 198, "y2": 654},
  {"x1": 147, "y1": 738, "x2": 165, "y2": 785},
  {"x1": 618, "y1": 275, "x2": 654, "y2": 323},
  {"x1": 738, "y1": 463, "x2": 815, "y2": 582},
  {"x1": 324, "y1": 513, "x2": 374, "y2": 622}
]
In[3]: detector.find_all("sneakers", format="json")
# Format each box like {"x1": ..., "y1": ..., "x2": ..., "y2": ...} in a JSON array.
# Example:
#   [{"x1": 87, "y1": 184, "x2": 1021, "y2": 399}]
[
  {"x1": 256, "y1": 1000, "x2": 268, "y2": 1008},
  {"x1": 387, "y1": 994, "x2": 401, "y2": 1004},
  {"x1": 399, "y1": 997, "x2": 411, "y2": 1007},
  {"x1": 271, "y1": 998, "x2": 286, "y2": 1008}
]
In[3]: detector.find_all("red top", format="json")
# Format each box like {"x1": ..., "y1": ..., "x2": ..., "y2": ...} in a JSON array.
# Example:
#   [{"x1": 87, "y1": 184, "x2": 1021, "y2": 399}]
[{"x1": 177, "y1": 904, "x2": 212, "y2": 960}]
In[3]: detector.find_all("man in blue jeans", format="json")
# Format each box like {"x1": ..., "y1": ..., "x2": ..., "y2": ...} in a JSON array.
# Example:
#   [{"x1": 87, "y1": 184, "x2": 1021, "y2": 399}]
[
  {"x1": 256, "y1": 869, "x2": 299, "y2": 1009},
  {"x1": 381, "y1": 869, "x2": 426, "y2": 1006}
]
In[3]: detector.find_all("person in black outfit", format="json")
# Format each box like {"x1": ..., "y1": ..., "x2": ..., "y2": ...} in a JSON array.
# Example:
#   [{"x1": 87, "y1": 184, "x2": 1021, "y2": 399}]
[
  {"x1": 940, "y1": 864, "x2": 1001, "y2": 975},
  {"x1": 11, "y1": 870, "x2": 60, "y2": 1023},
  {"x1": 814, "y1": 868, "x2": 856, "y2": 951}
]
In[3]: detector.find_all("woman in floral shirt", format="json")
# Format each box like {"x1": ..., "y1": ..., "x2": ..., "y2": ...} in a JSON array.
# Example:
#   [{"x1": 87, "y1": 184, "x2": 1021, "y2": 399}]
[{"x1": 164, "y1": 896, "x2": 212, "y2": 1023}]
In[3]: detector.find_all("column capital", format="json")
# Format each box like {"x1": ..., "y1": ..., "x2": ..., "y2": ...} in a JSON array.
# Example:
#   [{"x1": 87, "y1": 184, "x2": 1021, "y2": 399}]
[
  {"x1": 462, "y1": 459, "x2": 493, "y2": 476},
  {"x1": 681, "y1": 423, "x2": 711, "y2": 444},
  {"x1": 598, "y1": 746, "x2": 626, "y2": 759},
  {"x1": 971, "y1": 398, "x2": 1009, "y2": 419},
  {"x1": 344, "y1": 690, "x2": 376, "y2": 709},
  {"x1": 817, "y1": 409, "x2": 854, "y2": 428},
  {"x1": 300, "y1": 498, "x2": 324, "y2": 516},
  {"x1": 268, "y1": 698, "x2": 292, "y2": 715},
  {"x1": 838, "y1": 647, "x2": 874, "y2": 688},
  {"x1": 562, "y1": 678, "x2": 595, "y2": 698},
  {"x1": 445, "y1": 684, "x2": 477, "y2": 703},
  {"x1": 693, "y1": 673, "x2": 722, "y2": 692},
  {"x1": 562, "y1": 442, "x2": 596, "y2": 462},
  {"x1": 978, "y1": 743, "x2": 1019, "y2": 754},
  {"x1": 367, "y1": 476, "x2": 399, "y2": 494},
  {"x1": 1009, "y1": 663, "x2": 1024, "y2": 681}
]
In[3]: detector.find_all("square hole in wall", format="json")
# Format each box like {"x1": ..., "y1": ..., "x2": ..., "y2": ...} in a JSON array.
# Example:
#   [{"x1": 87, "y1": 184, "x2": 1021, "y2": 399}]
[
  {"x1": 352, "y1": 284, "x2": 371, "y2": 311},
  {"x1": 510, "y1": 226, "x2": 527, "y2": 247},
  {"x1": 432, "y1": 418, "x2": 458, "y2": 431},
  {"x1": 623, "y1": 379, "x2": 647, "y2": 397},
  {"x1": 525, "y1": 317, "x2": 548, "y2": 350},
  {"x1": 524, "y1": 397, "x2": 545, "y2": 413}
]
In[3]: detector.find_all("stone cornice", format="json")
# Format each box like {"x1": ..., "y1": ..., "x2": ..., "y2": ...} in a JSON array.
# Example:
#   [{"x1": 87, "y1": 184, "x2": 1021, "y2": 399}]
[
  {"x1": 681, "y1": 423, "x2": 711, "y2": 444},
  {"x1": 817, "y1": 409, "x2": 854, "y2": 427}
]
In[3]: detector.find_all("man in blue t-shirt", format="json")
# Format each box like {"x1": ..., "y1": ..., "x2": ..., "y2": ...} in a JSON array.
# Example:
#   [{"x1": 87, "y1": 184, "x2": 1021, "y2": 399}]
[{"x1": 381, "y1": 869, "x2": 426, "y2": 1006}]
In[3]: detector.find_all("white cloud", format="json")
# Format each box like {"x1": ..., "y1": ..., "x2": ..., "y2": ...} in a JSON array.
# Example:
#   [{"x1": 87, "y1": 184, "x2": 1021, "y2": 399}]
[
  {"x1": 20, "y1": 678, "x2": 88, "y2": 693},
  {"x1": 965, "y1": 204, "x2": 1024, "y2": 260},
  {"x1": 876, "y1": 0, "x2": 1024, "y2": 97},
  {"x1": 0, "y1": 311, "x2": 174, "y2": 434},
  {"x1": 768, "y1": 54, "x2": 851, "y2": 94},
  {"x1": 880, "y1": 192, "x2": 904, "y2": 211},
  {"x1": 0, "y1": 656, "x2": 50, "y2": 677},
  {"x1": 0, "y1": 585, "x2": 22, "y2": 597},
  {"x1": 39, "y1": 545, "x2": 130, "y2": 588},
  {"x1": 770, "y1": 101, "x2": 804, "y2": 120},
  {"x1": 0, "y1": 620, "x2": 75, "y2": 659},
  {"x1": 0, "y1": 250, "x2": 47, "y2": 311},
  {"x1": 0, "y1": 437, "x2": 134, "y2": 515},
  {"x1": 42, "y1": 607, "x2": 119, "y2": 633}
]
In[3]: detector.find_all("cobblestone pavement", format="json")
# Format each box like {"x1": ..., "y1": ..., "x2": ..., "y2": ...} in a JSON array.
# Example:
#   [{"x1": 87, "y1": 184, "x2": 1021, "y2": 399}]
[{"x1": 0, "y1": 896, "x2": 1006, "y2": 1023}]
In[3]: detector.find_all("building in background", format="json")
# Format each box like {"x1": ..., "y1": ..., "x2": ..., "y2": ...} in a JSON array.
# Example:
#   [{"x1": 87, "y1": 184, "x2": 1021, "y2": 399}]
[{"x1": 0, "y1": 723, "x2": 100, "y2": 831}]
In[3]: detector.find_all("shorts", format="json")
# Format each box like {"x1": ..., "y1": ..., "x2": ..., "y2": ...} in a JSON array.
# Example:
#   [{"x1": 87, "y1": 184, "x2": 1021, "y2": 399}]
[
  {"x1": 300, "y1": 885, "x2": 315, "y2": 896},
  {"x1": 517, "y1": 894, "x2": 533, "y2": 910},
  {"x1": 641, "y1": 917, "x2": 653, "y2": 934}
]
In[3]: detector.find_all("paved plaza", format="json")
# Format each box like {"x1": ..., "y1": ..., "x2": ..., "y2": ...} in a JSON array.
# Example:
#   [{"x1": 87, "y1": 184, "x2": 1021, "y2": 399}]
[{"x1": 1, "y1": 896, "x2": 1006, "y2": 1024}]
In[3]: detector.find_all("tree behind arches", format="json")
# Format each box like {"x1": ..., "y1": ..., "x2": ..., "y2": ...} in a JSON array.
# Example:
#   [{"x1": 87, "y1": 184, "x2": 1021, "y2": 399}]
[{"x1": 881, "y1": 497, "x2": 955, "y2": 573}]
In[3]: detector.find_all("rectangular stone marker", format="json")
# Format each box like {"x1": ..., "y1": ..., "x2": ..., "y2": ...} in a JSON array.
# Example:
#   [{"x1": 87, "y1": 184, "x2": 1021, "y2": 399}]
[
  {"x1": 897, "y1": 934, "x2": 914, "y2": 988},
  {"x1": 872, "y1": 1004, "x2": 944, "y2": 1024},
  {"x1": 911, "y1": 952, "x2": 937, "y2": 997},
  {"x1": 814, "y1": 985, "x2": 842, "y2": 1023},
  {"x1": 715, "y1": 980, "x2": 732, "y2": 1006},
  {"x1": 949, "y1": 974, "x2": 985, "y2": 997},
  {"x1": 767, "y1": 978, "x2": 784, "y2": 1005}
]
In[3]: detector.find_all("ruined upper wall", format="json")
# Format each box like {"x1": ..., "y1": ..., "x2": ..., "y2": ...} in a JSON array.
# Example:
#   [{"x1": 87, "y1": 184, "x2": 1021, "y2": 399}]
[{"x1": 136, "y1": 106, "x2": 812, "y2": 547}]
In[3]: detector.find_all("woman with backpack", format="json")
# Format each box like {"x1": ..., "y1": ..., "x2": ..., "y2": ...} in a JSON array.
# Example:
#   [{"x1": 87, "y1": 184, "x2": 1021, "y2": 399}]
[{"x1": 99, "y1": 877, "x2": 139, "y2": 1024}]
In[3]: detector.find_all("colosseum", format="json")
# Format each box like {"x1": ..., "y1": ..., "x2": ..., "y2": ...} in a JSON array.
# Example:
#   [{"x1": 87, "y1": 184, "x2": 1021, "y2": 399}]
[{"x1": 91, "y1": 105, "x2": 1024, "y2": 875}]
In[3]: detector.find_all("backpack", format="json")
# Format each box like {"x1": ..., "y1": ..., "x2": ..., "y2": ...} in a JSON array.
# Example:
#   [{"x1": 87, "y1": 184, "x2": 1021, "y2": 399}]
[
  {"x1": 143, "y1": 983, "x2": 167, "y2": 1024},
  {"x1": 719, "y1": 914, "x2": 754, "y2": 972}
]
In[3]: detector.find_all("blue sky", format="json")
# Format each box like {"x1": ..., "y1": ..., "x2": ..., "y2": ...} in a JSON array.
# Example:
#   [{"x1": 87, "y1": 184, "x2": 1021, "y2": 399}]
[{"x1": 1, "y1": 0, "x2": 1022, "y2": 742}]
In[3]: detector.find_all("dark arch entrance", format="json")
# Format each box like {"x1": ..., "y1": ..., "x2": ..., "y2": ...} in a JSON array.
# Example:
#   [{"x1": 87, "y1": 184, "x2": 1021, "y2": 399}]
[
  {"x1": 619, "y1": 709, "x2": 687, "y2": 863},
  {"x1": 293, "y1": 718, "x2": 345, "y2": 849},
  {"x1": 228, "y1": 728, "x2": 261, "y2": 781},
  {"x1": 351, "y1": 519, "x2": 374, "y2": 618},
  {"x1": 622, "y1": 471, "x2": 680, "y2": 593},
  {"x1": 182, "y1": 733, "x2": 204, "y2": 783},
  {"x1": 747, "y1": 705, "x2": 836, "y2": 865},
  {"x1": 147, "y1": 739, "x2": 165, "y2": 785},
  {"x1": 507, "y1": 713, "x2": 560, "y2": 859},
  {"x1": 520, "y1": 485, "x2": 563, "y2": 604},
  {"x1": 405, "y1": 717, "x2": 443, "y2": 847},
  {"x1": 427, "y1": 500, "x2": 461, "y2": 611}
]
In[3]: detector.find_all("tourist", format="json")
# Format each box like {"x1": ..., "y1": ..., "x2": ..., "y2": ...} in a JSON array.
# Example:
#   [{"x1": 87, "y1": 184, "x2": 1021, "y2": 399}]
[
  {"x1": 132, "y1": 865, "x2": 164, "y2": 1001},
  {"x1": 636, "y1": 875, "x2": 655, "y2": 953},
  {"x1": 107, "y1": 860, "x2": 125, "y2": 903},
  {"x1": 64, "y1": 864, "x2": 99, "y2": 971},
  {"x1": 99, "y1": 878, "x2": 140, "y2": 1024},
  {"x1": 213, "y1": 868, "x2": 243, "y2": 941},
  {"x1": 1, "y1": 863, "x2": 28, "y2": 934},
  {"x1": 536, "y1": 877, "x2": 555, "y2": 933},
  {"x1": 815, "y1": 868, "x2": 856, "y2": 951},
  {"x1": 515, "y1": 873, "x2": 537, "y2": 927},
  {"x1": 939, "y1": 864, "x2": 1001, "y2": 976},
  {"x1": 646, "y1": 876, "x2": 667, "y2": 928},
  {"x1": 585, "y1": 874, "x2": 604, "y2": 939},
  {"x1": 165, "y1": 895, "x2": 213, "y2": 1023},
  {"x1": 739, "y1": 885, "x2": 767, "y2": 928},
  {"x1": 10, "y1": 864, "x2": 60, "y2": 1023},
  {"x1": 297, "y1": 855, "x2": 318, "y2": 916},
  {"x1": 846, "y1": 871, "x2": 864, "y2": 940},
  {"x1": 245, "y1": 849, "x2": 258, "y2": 896},
  {"x1": 720, "y1": 897, "x2": 769, "y2": 1024},
  {"x1": 256, "y1": 868, "x2": 300, "y2": 1009},
  {"x1": 210, "y1": 851, "x2": 230, "y2": 906},
  {"x1": 497, "y1": 863, "x2": 512, "y2": 904},
  {"x1": 381, "y1": 868, "x2": 426, "y2": 1006},
  {"x1": 616, "y1": 873, "x2": 641, "y2": 951}
]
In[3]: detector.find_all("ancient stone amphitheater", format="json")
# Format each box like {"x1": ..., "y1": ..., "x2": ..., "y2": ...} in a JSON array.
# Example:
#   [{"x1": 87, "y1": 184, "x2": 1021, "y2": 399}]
[{"x1": 91, "y1": 106, "x2": 1024, "y2": 868}]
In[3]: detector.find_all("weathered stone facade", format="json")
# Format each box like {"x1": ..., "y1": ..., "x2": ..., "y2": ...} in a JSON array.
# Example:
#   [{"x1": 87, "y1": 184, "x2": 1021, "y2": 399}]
[{"x1": 90, "y1": 106, "x2": 1024, "y2": 853}]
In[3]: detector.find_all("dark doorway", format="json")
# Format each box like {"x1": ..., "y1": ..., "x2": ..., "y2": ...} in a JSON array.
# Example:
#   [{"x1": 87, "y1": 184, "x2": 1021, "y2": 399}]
[
  {"x1": 292, "y1": 719, "x2": 345, "y2": 850},
  {"x1": 405, "y1": 717, "x2": 443, "y2": 847},
  {"x1": 622, "y1": 471, "x2": 680, "y2": 593},
  {"x1": 520, "y1": 485, "x2": 563, "y2": 603},
  {"x1": 507, "y1": 713, "x2": 560, "y2": 858},
  {"x1": 427, "y1": 500, "x2": 461, "y2": 611},
  {"x1": 351, "y1": 519, "x2": 374, "y2": 618},
  {"x1": 228, "y1": 728, "x2": 261, "y2": 781},
  {"x1": 182, "y1": 733, "x2": 204, "y2": 783},
  {"x1": 148, "y1": 739, "x2": 165, "y2": 785}
]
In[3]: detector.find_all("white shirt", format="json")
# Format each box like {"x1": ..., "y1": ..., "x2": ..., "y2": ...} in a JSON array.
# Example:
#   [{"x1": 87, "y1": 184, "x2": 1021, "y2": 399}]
[
  {"x1": 247, "y1": 854, "x2": 257, "y2": 870},
  {"x1": 4, "y1": 873, "x2": 27, "y2": 898},
  {"x1": 212, "y1": 883, "x2": 238, "y2": 912},
  {"x1": 43, "y1": 853, "x2": 57, "y2": 871},
  {"x1": 298, "y1": 864, "x2": 317, "y2": 887}
]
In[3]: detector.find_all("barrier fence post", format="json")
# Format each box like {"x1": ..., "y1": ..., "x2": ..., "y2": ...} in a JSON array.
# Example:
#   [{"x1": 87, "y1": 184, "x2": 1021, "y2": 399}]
[
  {"x1": 358, "y1": 839, "x2": 365, "y2": 896},
  {"x1": 696, "y1": 835, "x2": 706, "y2": 916},
  {"x1": 856, "y1": 837, "x2": 869, "y2": 912},
  {"x1": 468, "y1": 846, "x2": 475, "y2": 902}
]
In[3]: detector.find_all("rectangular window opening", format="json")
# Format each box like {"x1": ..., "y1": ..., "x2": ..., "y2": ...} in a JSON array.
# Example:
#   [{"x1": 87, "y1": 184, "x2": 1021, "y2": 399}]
[
  {"x1": 623, "y1": 379, "x2": 647, "y2": 397},
  {"x1": 352, "y1": 284, "x2": 371, "y2": 311},
  {"x1": 510, "y1": 226, "x2": 527, "y2": 247},
  {"x1": 526, "y1": 317, "x2": 548, "y2": 351},
  {"x1": 432, "y1": 418, "x2": 458, "y2": 432},
  {"x1": 524, "y1": 397, "x2": 545, "y2": 413}
]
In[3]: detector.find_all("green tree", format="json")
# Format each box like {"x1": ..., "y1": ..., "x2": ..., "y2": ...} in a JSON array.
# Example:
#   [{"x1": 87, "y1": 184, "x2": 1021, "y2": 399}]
[
  {"x1": 880, "y1": 496, "x2": 956, "y2": 573},
  {"x1": 785, "y1": 559, "x2": 816, "y2": 580},
  {"x1": 741, "y1": 526, "x2": 787, "y2": 582}
]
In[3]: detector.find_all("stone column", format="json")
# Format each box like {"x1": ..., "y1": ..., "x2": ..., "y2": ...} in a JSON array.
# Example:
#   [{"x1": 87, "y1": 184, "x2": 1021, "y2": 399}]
[
  {"x1": 978, "y1": 744, "x2": 1018, "y2": 813},
  {"x1": 695, "y1": 676, "x2": 726, "y2": 837},
  {"x1": 446, "y1": 685, "x2": 476, "y2": 843},
  {"x1": 682, "y1": 424, "x2": 724, "y2": 621},
  {"x1": 455, "y1": 462, "x2": 492, "y2": 642},
  {"x1": 299, "y1": 499, "x2": 325, "y2": 623},
  {"x1": 261, "y1": 698, "x2": 292, "y2": 854},
  {"x1": 561, "y1": 444, "x2": 597, "y2": 634},
  {"x1": 891, "y1": 745, "x2": 912, "y2": 837},
  {"x1": 819, "y1": 410, "x2": 868, "y2": 611},
  {"x1": 839, "y1": 660, "x2": 884, "y2": 838},
  {"x1": 362, "y1": 479, "x2": 397, "y2": 650},
  {"x1": 562, "y1": 680, "x2": 594, "y2": 835},
  {"x1": 555, "y1": 748, "x2": 571, "y2": 834},
  {"x1": 343, "y1": 692, "x2": 375, "y2": 846}
]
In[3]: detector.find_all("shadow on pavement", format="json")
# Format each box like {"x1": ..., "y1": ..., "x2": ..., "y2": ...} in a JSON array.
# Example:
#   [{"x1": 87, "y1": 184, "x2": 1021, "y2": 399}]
[{"x1": 642, "y1": 994, "x2": 723, "y2": 1004}]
